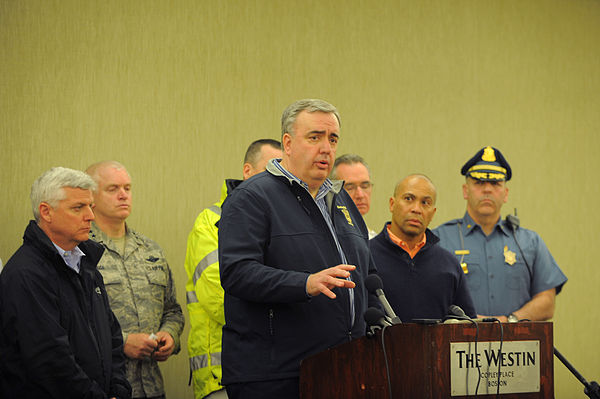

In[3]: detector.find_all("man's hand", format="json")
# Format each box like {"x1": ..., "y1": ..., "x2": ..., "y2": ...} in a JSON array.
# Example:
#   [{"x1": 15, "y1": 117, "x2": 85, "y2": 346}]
[
  {"x1": 123, "y1": 333, "x2": 158, "y2": 359},
  {"x1": 306, "y1": 264, "x2": 356, "y2": 299},
  {"x1": 152, "y1": 331, "x2": 175, "y2": 361},
  {"x1": 477, "y1": 288, "x2": 557, "y2": 323}
]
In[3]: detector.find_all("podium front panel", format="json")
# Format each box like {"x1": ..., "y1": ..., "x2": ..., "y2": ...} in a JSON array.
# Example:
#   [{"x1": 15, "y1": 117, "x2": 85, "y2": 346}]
[{"x1": 299, "y1": 321, "x2": 553, "y2": 399}]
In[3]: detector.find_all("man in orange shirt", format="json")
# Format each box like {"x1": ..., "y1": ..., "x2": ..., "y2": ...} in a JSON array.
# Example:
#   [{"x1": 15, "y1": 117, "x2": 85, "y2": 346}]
[{"x1": 369, "y1": 174, "x2": 475, "y2": 322}]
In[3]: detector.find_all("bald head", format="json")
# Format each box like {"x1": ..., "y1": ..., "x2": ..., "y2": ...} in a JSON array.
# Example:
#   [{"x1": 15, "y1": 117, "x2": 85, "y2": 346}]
[
  {"x1": 86, "y1": 161, "x2": 130, "y2": 186},
  {"x1": 389, "y1": 174, "x2": 437, "y2": 244},
  {"x1": 393, "y1": 174, "x2": 437, "y2": 203}
]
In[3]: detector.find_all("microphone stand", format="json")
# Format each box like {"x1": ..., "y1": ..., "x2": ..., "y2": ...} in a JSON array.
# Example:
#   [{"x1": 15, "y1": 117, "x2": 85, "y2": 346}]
[
  {"x1": 554, "y1": 347, "x2": 600, "y2": 399},
  {"x1": 504, "y1": 213, "x2": 598, "y2": 398}
]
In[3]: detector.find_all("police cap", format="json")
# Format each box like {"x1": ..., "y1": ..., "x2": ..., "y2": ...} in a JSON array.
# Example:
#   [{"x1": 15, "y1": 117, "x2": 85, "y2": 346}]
[{"x1": 461, "y1": 146, "x2": 511, "y2": 181}]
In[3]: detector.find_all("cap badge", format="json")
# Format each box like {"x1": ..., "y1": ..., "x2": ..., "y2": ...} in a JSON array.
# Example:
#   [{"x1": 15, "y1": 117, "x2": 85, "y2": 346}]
[{"x1": 482, "y1": 146, "x2": 496, "y2": 162}]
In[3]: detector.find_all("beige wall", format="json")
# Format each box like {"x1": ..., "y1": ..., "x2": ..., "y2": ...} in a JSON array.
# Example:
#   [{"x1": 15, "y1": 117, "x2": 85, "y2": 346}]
[{"x1": 1, "y1": 0, "x2": 598, "y2": 397}]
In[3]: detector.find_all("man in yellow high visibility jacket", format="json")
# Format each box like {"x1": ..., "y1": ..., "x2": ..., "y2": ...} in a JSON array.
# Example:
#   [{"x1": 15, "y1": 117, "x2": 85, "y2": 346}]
[{"x1": 184, "y1": 139, "x2": 281, "y2": 399}]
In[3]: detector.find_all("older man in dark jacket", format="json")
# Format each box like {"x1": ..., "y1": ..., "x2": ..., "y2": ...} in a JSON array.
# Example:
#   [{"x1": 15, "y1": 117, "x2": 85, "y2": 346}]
[
  {"x1": 0, "y1": 167, "x2": 131, "y2": 399},
  {"x1": 219, "y1": 99, "x2": 376, "y2": 399}
]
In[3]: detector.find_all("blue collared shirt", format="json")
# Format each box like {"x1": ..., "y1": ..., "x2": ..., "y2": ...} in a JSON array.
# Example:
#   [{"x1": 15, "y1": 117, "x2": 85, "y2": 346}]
[
  {"x1": 433, "y1": 212, "x2": 567, "y2": 316},
  {"x1": 53, "y1": 243, "x2": 85, "y2": 273}
]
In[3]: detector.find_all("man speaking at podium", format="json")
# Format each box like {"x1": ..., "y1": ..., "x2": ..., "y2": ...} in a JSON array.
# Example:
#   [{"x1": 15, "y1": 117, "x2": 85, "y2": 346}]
[{"x1": 218, "y1": 99, "x2": 376, "y2": 399}]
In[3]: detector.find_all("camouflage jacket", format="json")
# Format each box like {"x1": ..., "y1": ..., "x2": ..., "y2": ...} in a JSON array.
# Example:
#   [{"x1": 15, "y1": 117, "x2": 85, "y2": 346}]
[{"x1": 90, "y1": 222, "x2": 184, "y2": 398}]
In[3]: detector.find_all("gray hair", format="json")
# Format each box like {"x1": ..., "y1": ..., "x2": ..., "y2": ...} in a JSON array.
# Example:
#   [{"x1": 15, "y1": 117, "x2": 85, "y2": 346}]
[
  {"x1": 85, "y1": 160, "x2": 130, "y2": 189},
  {"x1": 331, "y1": 153, "x2": 371, "y2": 179},
  {"x1": 280, "y1": 99, "x2": 341, "y2": 139},
  {"x1": 31, "y1": 167, "x2": 97, "y2": 221}
]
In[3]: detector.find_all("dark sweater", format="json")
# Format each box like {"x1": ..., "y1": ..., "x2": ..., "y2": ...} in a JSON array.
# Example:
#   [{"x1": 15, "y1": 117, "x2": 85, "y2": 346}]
[{"x1": 369, "y1": 224, "x2": 476, "y2": 322}]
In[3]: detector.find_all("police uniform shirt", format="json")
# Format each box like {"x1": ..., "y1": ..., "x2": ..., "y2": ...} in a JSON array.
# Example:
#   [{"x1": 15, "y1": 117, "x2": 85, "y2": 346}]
[{"x1": 433, "y1": 212, "x2": 567, "y2": 316}]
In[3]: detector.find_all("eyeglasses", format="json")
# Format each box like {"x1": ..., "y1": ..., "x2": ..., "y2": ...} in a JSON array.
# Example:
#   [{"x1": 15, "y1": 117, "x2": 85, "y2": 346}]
[{"x1": 344, "y1": 182, "x2": 373, "y2": 193}]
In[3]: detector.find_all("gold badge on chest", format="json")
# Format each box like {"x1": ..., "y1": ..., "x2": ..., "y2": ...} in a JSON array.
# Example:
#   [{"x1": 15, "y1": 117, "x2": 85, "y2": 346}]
[{"x1": 504, "y1": 245, "x2": 517, "y2": 266}]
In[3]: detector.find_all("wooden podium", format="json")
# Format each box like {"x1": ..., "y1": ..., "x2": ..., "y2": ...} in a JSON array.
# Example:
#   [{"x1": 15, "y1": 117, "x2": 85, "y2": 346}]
[{"x1": 299, "y1": 321, "x2": 553, "y2": 398}]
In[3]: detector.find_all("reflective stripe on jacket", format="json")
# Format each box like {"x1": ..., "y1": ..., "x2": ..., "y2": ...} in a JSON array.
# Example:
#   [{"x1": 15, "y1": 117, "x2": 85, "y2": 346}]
[{"x1": 185, "y1": 180, "x2": 239, "y2": 398}]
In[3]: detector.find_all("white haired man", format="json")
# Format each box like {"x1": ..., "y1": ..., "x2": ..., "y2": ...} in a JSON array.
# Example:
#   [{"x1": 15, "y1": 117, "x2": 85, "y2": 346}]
[{"x1": 0, "y1": 167, "x2": 131, "y2": 398}]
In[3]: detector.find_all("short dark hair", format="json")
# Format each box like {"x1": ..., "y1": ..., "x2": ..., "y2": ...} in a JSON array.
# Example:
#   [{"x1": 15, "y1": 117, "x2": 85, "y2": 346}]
[{"x1": 244, "y1": 139, "x2": 282, "y2": 166}]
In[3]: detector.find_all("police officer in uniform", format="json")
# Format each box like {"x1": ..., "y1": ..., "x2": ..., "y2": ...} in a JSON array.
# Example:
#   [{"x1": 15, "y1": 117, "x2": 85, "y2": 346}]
[{"x1": 434, "y1": 146, "x2": 567, "y2": 322}]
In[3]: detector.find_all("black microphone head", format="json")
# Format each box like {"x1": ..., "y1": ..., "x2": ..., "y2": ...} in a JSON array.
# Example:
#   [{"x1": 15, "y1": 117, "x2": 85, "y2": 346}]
[
  {"x1": 365, "y1": 274, "x2": 384, "y2": 293},
  {"x1": 364, "y1": 307, "x2": 387, "y2": 327},
  {"x1": 448, "y1": 305, "x2": 467, "y2": 318}
]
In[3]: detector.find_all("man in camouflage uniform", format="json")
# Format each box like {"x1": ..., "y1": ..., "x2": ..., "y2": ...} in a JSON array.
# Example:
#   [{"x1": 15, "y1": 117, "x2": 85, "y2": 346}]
[{"x1": 87, "y1": 161, "x2": 184, "y2": 399}]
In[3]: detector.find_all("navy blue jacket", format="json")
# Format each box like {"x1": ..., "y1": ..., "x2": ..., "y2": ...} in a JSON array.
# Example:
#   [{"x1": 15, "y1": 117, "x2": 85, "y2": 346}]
[
  {"x1": 0, "y1": 221, "x2": 131, "y2": 399},
  {"x1": 218, "y1": 163, "x2": 376, "y2": 385},
  {"x1": 369, "y1": 224, "x2": 476, "y2": 322}
]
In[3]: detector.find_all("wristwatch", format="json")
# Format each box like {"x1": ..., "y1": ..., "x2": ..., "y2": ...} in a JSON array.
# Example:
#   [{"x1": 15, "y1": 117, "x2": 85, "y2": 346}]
[{"x1": 507, "y1": 313, "x2": 519, "y2": 323}]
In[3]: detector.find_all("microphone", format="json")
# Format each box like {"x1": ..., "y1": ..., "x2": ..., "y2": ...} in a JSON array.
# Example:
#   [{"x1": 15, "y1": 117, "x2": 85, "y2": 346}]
[
  {"x1": 364, "y1": 307, "x2": 392, "y2": 337},
  {"x1": 365, "y1": 275, "x2": 402, "y2": 325},
  {"x1": 448, "y1": 304, "x2": 469, "y2": 319},
  {"x1": 364, "y1": 307, "x2": 393, "y2": 328},
  {"x1": 505, "y1": 208, "x2": 520, "y2": 231},
  {"x1": 443, "y1": 305, "x2": 474, "y2": 324}
]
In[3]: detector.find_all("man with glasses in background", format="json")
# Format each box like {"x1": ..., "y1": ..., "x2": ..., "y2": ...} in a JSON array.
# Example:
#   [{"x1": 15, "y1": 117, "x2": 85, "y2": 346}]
[{"x1": 331, "y1": 154, "x2": 376, "y2": 238}]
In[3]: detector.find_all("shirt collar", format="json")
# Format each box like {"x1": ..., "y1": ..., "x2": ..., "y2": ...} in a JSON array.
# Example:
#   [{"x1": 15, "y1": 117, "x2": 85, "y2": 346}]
[
  {"x1": 386, "y1": 224, "x2": 427, "y2": 259},
  {"x1": 52, "y1": 242, "x2": 85, "y2": 272},
  {"x1": 90, "y1": 221, "x2": 135, "y2": 243},
  {"x1": 268, "y1": 158, "x2": 339, "y2": 199},
  {"x1": 462, "y1": 211, "x2": 509, "y2": 237}
]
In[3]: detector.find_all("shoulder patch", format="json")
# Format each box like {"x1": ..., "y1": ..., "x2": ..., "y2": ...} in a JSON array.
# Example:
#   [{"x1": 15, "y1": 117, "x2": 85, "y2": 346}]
[{"x1": 336, "y1": 205, "x2": 354, "y2": 227}]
